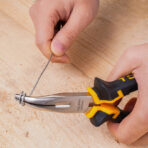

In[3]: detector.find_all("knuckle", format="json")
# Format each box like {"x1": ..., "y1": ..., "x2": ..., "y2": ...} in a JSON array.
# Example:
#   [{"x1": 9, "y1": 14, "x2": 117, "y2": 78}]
[
  {"x1": 64, "y1": 30, "x2": 76, "y2": 41},
  {"x1": 80, "y1": 2, "x2": 98, "y2": 23},
  {"x1": 49, "y1": 14, "x2": 57, "y2": 25},
  {"x1": 124, "y1": 47, "x2": 135, "y2": 58},
  {"x1": 123, "y1": 46, "x2": 140, "y2": 62},
  {"x1": 35, "y1": 38, "x2": 44, "y2": 49},
  {"x1": 81, "y1": 7, "x2": 95, "y2": 23}
]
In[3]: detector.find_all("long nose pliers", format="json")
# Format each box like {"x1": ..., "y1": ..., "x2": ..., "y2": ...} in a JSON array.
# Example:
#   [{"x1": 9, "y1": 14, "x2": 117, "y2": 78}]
[{"x1": 15, "y1": 74, "x2": 137, "y2": 127}]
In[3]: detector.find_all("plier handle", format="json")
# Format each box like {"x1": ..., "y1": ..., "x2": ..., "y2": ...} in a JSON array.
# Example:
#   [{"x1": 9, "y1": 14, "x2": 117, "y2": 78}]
[{"x1": 86, "y1": 74, "x2": 137, "y2": 126}]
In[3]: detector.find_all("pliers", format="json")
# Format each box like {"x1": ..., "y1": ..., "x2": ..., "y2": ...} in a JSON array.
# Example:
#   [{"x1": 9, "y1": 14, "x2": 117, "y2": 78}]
[{"x1": 15, "y1": 74, "x2": 137, "y2": 126}]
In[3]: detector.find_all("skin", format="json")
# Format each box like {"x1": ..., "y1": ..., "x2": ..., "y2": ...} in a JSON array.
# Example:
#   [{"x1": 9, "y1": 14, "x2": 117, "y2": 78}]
[
  {"x1": 107, "y1": 43, "x2": 148, "y2": 145},
  {"x1": 30, "y1": 0, "x2": 99, "y2": 63},
  {"x1": 30, "y1": 0, "x2": 148, "y2": 145}
]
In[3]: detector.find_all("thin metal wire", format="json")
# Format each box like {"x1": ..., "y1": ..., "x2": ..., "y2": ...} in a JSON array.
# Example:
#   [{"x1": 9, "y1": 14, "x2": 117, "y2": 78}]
[{"x1": 29, "y1": 53, "x2": 53, "y2": 96}]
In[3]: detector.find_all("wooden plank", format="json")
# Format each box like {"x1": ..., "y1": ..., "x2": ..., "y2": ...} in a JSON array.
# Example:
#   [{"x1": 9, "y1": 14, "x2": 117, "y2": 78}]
[
  {"x1": 0, "y1": 0, "x2": 148, "y2": 147},
  {"x1": 0, "y1": 11, "x2": 93, "y2": 148},
  {"x1": 0, "y1": 0, "x2": 34, "y2": 33}
]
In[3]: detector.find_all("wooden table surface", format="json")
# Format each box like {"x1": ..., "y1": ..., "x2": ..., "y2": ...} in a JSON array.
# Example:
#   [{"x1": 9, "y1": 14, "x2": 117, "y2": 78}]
[{"x1": 0, "y1": 0, "x2": 148, "y2": 148}]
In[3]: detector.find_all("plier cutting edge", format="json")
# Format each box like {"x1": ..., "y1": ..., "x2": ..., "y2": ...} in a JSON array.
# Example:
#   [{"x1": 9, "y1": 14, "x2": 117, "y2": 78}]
[{"x1": 15, "y1": 74, "x2": 137, "y2": 126}]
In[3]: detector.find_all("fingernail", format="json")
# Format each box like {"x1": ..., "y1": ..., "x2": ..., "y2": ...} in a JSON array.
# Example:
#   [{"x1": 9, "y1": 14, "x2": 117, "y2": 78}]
[
  {"x1": 51, "y1": 40, "x2": 65, "y2": 56},
  {"x1": 51, "y1": 55, "x2": 70, "y2": 64}
]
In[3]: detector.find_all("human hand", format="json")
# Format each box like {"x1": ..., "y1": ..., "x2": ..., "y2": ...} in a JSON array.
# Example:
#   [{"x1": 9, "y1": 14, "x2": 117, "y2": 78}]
[
  {"x1": 107, "y1": 43, "x2": 148, "y2": 145},
  {"x1": 30, "y1": 0, "x2": 99, "y2": 63}
]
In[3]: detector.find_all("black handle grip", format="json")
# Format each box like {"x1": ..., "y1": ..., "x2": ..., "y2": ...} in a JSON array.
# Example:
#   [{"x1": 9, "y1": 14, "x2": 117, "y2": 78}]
[
  {"x1": 93, "y1": 74, "x2": 137, "y2": 102},
  {"x1": 90, "y1": 109, "x2": 130, "y2": 127},
  {"x1": 90, "y1": 74, "x2": 138, "y2": 127},
  {"x1": 112, "y1": 110, "x2": 130, "y2": 123}
]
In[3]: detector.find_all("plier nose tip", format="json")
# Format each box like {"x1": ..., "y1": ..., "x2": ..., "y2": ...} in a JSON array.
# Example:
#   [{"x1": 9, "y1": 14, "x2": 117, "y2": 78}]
[
  {"x1": 15, "y1": 92, "x2": 57, "y2": 106},
  {"x1": 15, "y1": 92, "x2": 69, "y2": 112},
  {"x1": 15, "y1": 91, "x2": 26, "y2": 106}
]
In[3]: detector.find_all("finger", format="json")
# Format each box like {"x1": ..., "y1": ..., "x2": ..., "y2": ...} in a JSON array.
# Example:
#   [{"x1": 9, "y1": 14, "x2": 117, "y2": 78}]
[
  {"x1": 107, "y1": 98, "x2": 148, "y2": 144},
  {"x1": 107, "y1": 47, "x2": 141, "y2": 81},
  {"x1": 51, "y1": 54, "x2": 70, "y2": 63},
  {"x1": 36, "y1": 41, "x2": 52, "y2": 59},
  {"x1": 35, "y1": 16, "x2": 56, "y2": 58},
  {"x1": 51, "y1": 3, "x2": 95, "y2": 56},
  {"x1": 133, "y1": 133, "x2": 148, "y2": 146},
  {"x1": 30, "y1": 5, "x2": 59, "y2": 58}
]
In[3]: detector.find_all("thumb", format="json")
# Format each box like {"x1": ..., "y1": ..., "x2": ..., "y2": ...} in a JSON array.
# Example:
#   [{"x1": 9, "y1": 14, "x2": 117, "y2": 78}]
[
  {"x1": 107, "y1": 96, "x2": 148, "y2": 144},
  {"x1": 107, "y1": 47, "x2": 147, "y2": 144},
  {"x1": 51, "y1": 4, "x2": 95, "y2": 56},
  {"x1": 107, "y1": 48, "x2": 140, "y2": 81}
]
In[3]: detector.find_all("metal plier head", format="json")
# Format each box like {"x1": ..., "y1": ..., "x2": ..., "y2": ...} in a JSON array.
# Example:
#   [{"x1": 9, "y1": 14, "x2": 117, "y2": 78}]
[{"x1": 15, "y1": 91, "x2": 93, "y2": 113}]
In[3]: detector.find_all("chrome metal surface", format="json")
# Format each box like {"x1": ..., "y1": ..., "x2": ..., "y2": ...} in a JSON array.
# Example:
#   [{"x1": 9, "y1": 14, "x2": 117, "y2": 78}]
[
  {"x1": 15, "y1": 91, "x2": 26, "y2": 106},
  {"x1": 15, "y1": 92, "x2": 93, "y2": 113}
]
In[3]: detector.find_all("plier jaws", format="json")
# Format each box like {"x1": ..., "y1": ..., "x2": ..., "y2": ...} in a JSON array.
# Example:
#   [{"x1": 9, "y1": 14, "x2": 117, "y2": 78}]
[{"x1": 15, "y1": 91, "x2": 93, "y2": 113}]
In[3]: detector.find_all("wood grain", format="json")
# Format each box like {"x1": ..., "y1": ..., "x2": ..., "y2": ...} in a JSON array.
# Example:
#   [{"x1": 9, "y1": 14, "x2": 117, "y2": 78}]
[{"x1": 0, "y1": 0, "x2": 148, "y2": 147}]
